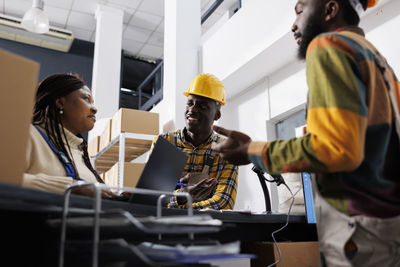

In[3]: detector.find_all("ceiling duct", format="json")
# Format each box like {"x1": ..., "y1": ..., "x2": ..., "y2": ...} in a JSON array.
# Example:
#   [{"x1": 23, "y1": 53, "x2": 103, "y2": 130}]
[{"x1": 0, "y1": 13, "x2": 74, "y2": 52}]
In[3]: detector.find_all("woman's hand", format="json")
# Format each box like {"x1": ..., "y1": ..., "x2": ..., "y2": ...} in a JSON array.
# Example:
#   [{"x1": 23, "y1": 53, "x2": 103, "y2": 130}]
[{"x1": 71, "y1": 186, "x2": 118, "y2": 199}]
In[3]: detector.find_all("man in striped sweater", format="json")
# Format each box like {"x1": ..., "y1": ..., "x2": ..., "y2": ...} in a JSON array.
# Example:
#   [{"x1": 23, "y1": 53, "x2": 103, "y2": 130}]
[{"x1": 212, "y1": 0, "x2": 400, "y2": 266}]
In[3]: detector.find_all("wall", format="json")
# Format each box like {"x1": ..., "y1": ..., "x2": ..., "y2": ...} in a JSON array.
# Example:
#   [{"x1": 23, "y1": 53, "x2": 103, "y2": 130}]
[
  {"x1": 365, "y1": 13, "x2": 400, "y2": 75},
  {"x1": 202, "y1": 0, "x2": 295, "y2": 82},
  {"x1": 202, "y1": 0, "x2": 296, "y2": 100},
  {"x1": 218, "y1": 78, "x2": 270, "y2": 211},
  {"x1": 0, "y1": 38, "x2": 94, "y2": 86}
]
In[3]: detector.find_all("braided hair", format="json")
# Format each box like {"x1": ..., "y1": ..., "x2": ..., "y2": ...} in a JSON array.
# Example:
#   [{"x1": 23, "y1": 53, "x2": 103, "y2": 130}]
[{"x1": 33, "y1": 73, "x2": 103, "y2": 183}]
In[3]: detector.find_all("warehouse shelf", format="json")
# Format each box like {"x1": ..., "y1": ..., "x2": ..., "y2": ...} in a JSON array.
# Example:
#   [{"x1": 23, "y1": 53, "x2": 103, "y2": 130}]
[{"x1": 92, "y1": 132, "x2": 156, "y2": 184}]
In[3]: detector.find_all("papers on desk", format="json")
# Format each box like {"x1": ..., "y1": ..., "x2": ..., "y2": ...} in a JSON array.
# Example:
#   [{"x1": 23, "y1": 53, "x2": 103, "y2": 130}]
[
  {"x1": 47, "y1": 213, "x2": 223, "y2": 235},
  {"x1": 139, "y1": 214, "x2": 222, "y2": 226},
  {"x1": 135, "y1": 240, "x2": 256, "y2": 263},
  {"x1": 199, "y1": 208, "x2": 269, "y2": 214},
  {"x1": 138, "y1": 214, "x2": 223, "y2": 234},
  {"x1": 199, "y1": 208, "x2": 250, "y2": 214}
]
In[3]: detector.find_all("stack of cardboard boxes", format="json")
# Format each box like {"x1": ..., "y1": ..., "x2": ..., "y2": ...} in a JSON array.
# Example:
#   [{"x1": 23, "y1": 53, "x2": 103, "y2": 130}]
[
  {"x1": 88, "y1": 108, "x2": 159, "y2": 189},
  {"x1": 88, "y1": 135, "x2": 100, "y2": 158},
  {"x1": 0, "y1": 49, "x2": 39, "y2": 186},
  {"x1": 241, "y1": 241, "x2": 320, "y2": 267}
]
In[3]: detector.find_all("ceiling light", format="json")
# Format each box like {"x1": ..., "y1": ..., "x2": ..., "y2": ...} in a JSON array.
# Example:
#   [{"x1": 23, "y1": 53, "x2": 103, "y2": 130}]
[{"x1": 21, "y1": 0, "x2": 49, "y2": 34}]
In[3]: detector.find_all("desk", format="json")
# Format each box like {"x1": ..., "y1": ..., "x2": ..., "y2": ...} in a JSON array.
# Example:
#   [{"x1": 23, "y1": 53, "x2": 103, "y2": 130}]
[{"x1": 0, "y1": 182, "x2": 317, "y2": 266}]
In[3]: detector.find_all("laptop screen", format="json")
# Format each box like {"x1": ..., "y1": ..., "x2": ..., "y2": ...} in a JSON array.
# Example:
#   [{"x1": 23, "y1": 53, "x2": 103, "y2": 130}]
[{"x1": 129, "y1": 136, "x2": 187, "y2": 205}]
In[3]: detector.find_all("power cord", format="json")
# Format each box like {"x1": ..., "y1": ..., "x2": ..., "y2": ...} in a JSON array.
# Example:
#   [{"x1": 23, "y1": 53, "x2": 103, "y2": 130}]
[
  {"x1": 252, "y1": 166, "x2": 272, "y2": 212},
  {"x1": 269, "y1": 174, "x2": 286, "y2": 186},
  {"x1": 252, "y1": 167, "x2": 295, "y2": 267},
  {"x1": 267, "y1": 180, "x2": 294, "y2": 267}
]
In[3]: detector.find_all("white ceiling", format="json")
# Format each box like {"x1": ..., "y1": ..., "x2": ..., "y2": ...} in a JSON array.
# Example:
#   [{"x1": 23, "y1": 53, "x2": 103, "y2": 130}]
[{"x1": 0, "y1": 0, "x2": 239, "y2": 60}]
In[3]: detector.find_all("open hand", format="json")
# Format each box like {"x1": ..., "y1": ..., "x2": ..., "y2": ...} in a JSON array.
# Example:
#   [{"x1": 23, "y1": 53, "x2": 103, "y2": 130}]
[
  {"x1": 178, "y1": 174, "x2": 190, "y2": 185},
  {"x1": 188, "y1": 177, "x2": 218, "y2": 202},
  {"x1": 177, "y1": 174, "x2": 218, "y2": 204},
  {"x1": 211, "y1": 125, "x2": 252, "y2": 165}
]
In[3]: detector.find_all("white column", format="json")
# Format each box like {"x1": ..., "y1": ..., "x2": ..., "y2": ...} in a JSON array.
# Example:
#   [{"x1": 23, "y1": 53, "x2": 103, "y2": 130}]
[
  {"x1": 161, "y1": 0, "x2": 201, "y2": 130},
  {"x1": 89, "y1": 5, "x2": 123, "y2": 141}
]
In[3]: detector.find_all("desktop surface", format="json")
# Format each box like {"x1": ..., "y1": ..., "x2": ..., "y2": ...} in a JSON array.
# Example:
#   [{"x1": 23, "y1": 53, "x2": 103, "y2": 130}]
[
  {"x1": 0, "y1": 182, "x2": 316, "y2": 240},
  {"x1": 0, "y1": 182, "x2": 318, "y2": 266}
]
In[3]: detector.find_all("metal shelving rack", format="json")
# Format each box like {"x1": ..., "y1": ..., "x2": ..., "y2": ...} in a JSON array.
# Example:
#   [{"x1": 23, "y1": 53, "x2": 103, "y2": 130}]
[
  {"x1": 57, "y1": 182, "x2": 213, "y2": 267},
  {"x1": 91, "y1": 132, "x2": 157, "y2": 189}
]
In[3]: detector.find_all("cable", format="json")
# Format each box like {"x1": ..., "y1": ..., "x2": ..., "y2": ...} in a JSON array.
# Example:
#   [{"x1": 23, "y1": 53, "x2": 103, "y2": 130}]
[
  {"x1": 279, "y1": 186, "x2": 302, "y2": 206},
  {"x1": 252, "y1": 166, "x2": 272, "y2": 212},
  {"x1": 251, "y1": 167, "x2": 295, "y2": 267},
  {"x1": 266, "y1": 178, "x2": 295, "y2": 267},
  {"x1": 268, "y1": 174, "x2": 286, "y2": 186}
]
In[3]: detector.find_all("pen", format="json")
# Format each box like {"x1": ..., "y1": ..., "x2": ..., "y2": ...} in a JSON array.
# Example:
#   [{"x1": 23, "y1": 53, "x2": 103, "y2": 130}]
[{"x1": 177, "y1": 182, "x2": 187, "y2": 187}]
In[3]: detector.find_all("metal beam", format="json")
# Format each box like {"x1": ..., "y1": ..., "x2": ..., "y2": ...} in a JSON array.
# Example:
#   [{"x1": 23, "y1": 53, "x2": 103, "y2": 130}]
[
  {"x1": 137, "y1": 60, "x2": 164, "y2": 93},
  {"x1": 140, "y1": 89, "x2": 163, "y2": 111},
  {"x1": 138, "y1": 60, "x2": 163, "y2": 108},
  {"x1": 201, "y1": 0, "x2": 224, "y2": 24}
]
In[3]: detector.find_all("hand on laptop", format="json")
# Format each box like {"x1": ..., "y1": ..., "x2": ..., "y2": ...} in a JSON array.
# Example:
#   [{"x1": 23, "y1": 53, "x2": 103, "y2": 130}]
[{"x1": 177, "y1": 173, "x2": 218, "y2": 204}]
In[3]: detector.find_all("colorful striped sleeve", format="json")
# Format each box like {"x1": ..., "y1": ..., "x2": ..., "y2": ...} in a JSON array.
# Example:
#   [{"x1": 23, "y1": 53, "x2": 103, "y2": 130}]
[{"x1": 248, "y1": 33, "x2": 368, "y2": 174}]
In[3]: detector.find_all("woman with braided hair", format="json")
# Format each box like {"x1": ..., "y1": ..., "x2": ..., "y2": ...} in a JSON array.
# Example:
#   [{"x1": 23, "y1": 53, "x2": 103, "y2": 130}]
[{"x1": 23, "y1": 73, "x2": 116, "y2": 198}]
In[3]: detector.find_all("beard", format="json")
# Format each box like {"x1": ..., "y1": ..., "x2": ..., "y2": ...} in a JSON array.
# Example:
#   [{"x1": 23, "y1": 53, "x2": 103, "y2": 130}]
[{"x1": 297, "y1": 12, "x2": 324, "y2": 60}]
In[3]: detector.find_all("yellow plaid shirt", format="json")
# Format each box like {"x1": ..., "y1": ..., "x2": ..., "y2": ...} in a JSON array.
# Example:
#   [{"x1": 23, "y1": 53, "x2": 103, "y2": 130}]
[{"x1": 151, "y1": 129, "x2": 238, "y2": 210}]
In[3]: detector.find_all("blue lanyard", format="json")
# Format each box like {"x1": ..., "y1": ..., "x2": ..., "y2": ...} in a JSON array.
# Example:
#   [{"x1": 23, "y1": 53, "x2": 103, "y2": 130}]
[{"x1": 34, "y1": 125, "x2": 78, "y2": 179}]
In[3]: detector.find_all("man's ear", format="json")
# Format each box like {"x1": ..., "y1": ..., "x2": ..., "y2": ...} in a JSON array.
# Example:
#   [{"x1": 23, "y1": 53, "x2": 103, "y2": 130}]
[
  {"x1": 325, "y1": 0, "x2": 340, "y2": 22},
  {"x1": 214, "y1": 110, "x2": 221, "y2": 121}
]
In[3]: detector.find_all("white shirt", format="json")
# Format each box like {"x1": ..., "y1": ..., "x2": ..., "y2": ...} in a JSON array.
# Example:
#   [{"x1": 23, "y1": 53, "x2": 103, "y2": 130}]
[{"x1": 23, "y1": 124, "x2": 98, "y2": 193}]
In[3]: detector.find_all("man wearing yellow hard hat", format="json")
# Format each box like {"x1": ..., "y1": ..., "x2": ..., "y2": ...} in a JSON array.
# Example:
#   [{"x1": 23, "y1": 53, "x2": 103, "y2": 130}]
[
  {"x1": 212, "y1": 0, "x2": 400, "y2": 266},
  {"x1": 152, "y1": 73, "x2": 238, "y2": 210}
]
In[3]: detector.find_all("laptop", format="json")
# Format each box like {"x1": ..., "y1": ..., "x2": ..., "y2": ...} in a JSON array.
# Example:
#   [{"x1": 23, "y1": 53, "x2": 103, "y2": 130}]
[{"x1": 122, "y1": 136, "x2": 188, "y2": 205}]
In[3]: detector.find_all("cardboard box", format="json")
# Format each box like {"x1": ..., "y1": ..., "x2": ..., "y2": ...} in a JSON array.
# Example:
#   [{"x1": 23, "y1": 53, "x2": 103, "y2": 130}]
[
  {"x1": 99, "y1": 119, "x2": 112, "y2": 152},
  {"x1": 98, "y1": 172, "x2": 106, "y2": 183},
  {"x1": 88, "y1": 135, "x2": 100, "y2": 157},
  {"x1": 0, "y1": 49, "x2": 39, "y2": 185},
  {"x1": 104, "y1": 163, "x2": 118, "y2": 188},
  {"x1": 111, "y1": 108, "x2": 159, "y2": 140},
  {"x1": 241, "y1": 241, "x2": 320, "y2": 267},
  {"x1": 104, "y1": 162, "x2": 145, "y2": 188}
]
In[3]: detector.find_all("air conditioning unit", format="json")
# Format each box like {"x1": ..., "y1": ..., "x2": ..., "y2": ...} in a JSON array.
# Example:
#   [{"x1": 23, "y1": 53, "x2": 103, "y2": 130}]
[{"x1": 0, "y1": 14, "x2": 74, "y2": 52}]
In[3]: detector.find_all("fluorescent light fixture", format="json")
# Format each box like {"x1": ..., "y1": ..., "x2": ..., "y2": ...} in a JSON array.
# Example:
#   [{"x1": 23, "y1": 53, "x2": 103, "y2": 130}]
[
  {"x1": 21, "y1": 0, "x2": 49, "y2": 34},
  {"x1": 121, "y1": 88, "x2": 133, "y2": 93}
]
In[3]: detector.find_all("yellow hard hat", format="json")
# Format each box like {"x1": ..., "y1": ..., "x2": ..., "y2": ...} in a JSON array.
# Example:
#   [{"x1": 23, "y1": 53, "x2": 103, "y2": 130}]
[{"x1": 183, "y1": 73, "x2": 225, "y2": 105}]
